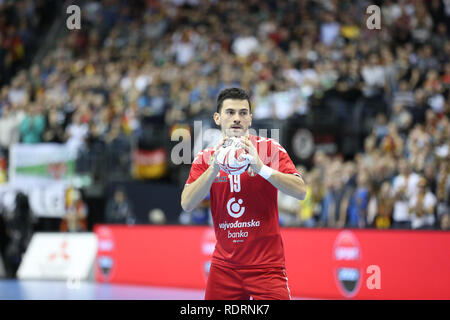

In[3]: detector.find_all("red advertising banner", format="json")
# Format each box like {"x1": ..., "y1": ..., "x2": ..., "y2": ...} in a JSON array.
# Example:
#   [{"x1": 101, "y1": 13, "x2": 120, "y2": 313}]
[{"x1": 94, "y1": 225, "x2": 450, "y2": 299}]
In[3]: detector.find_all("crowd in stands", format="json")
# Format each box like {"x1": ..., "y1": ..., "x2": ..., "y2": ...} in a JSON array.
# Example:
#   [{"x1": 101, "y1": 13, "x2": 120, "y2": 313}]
[
  {"x1": 0, "y1": 0, "x2": 448, "y2": 231},
  {"x1": 0, "y1": 0, "x2": 59, "y2": 87}
]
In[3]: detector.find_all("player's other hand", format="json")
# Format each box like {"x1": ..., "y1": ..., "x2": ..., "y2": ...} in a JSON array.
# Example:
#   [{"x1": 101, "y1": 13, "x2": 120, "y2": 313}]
[
  {"x1": 209, "y1": 137, "x2": 227, "y2": 170},
  {"x1": 239, "y1": 136, "x2": 263, "y2": 174}
]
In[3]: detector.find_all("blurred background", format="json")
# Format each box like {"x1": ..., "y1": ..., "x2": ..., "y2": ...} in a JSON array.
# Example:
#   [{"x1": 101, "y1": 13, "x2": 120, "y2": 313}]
[{"x1": 0, "y1": 0, "x2": 449, "y2": 300}]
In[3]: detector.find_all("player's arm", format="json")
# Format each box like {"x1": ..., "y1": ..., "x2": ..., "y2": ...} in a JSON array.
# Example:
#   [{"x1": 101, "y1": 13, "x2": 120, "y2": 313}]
[
  {"x1": 181, "y1": 165, "x2": 220, "y2": 212},
  {"x1": 265, "y1": 170, "x2": 307, "y2": 200},
  {"x1": 240, "y1": 137, "x2": 307, "y2": 200},
  {"x1": 181, "y1": 138, "x2": 226, "y2": 212}
]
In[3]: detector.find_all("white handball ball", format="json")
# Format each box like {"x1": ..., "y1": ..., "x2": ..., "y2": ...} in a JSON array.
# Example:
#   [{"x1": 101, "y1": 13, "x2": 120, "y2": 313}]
[{"x1": 216, "y1": 137, "x2": 250, "y2": 175}]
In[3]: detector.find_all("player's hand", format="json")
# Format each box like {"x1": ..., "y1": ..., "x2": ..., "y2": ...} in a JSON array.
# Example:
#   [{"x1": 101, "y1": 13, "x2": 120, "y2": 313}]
[
  {"x1": 209, "y1": 137, "x2": 227, "y2": 171},
  {"x1": 239, "y1": 136, "x2": 263, "y2": 174}
]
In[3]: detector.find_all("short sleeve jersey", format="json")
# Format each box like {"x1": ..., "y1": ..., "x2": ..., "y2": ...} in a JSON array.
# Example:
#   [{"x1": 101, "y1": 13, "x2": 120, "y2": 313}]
[{"x1": 185, "y1": 135, "x2": 303, "y2": 268}]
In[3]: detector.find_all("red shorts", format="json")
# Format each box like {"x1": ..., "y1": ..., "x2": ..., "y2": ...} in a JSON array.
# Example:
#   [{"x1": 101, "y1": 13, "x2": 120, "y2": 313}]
[{"x1": 205, "y1": 263, "x2": 292, "y2": 300}]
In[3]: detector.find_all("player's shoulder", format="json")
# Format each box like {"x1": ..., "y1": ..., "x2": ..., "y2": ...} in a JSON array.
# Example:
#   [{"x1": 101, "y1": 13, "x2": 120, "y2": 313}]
[
  {"x1": 250, "y1": 134, "x2": 287, "y2": 153},
  {"x1": 250, "y1": 134, "x2": 273, "y2": 145}
]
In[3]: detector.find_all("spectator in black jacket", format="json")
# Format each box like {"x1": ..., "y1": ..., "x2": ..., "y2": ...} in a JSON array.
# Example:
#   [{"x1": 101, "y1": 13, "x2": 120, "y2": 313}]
[
  {"x1": 4, "y1": 192, "x2": 33, "y2": 278},
  {"x1": 105, "y1": 188, "x2": 136, "y2": 225}
]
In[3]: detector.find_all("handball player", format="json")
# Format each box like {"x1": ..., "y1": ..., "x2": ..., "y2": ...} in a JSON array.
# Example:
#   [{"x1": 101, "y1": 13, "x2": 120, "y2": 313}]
[{"x1": 181, "y1": 88, "x2": 307, "y2": 300}]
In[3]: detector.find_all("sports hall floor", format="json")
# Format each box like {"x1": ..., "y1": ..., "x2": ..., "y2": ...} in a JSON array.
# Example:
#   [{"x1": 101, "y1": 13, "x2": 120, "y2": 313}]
[{"x1": 0, "y1": 280, "x2": 308, "y2": 300}]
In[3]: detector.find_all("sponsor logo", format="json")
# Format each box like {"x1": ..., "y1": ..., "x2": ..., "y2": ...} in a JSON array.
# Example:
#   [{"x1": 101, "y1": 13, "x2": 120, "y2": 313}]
[
  {"x1": 96, "y1": 226, "x2": 115, "y2": 281},
  {"x1": 219, "y1": 219, "x2": 261, "y2": 231},
  {"x1": 333, "y1": 230, "x2": 362, "y2": 298},
  {"x1": 228, "y1": 230, "x2": 248, "y2": 239},
  {"x1": 97, "y1": 256, "x2": 113, "y2": 278},
  {"x1": 98, "y1": 240, "x2": 114, "y2": 252},
  {"x1": 213, "y1": 176, "x2": 228, "y2": 183},
  {"x1": 226, "y1": 197, "x2": 245, "y2": 218},
  {"x1": 48, "y1": 240, "x2": 70, "y2": 262}
]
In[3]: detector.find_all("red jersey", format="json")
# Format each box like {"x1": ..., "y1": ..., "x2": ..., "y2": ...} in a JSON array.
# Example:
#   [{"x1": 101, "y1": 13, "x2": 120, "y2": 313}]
[{"x1": 185, "y1": 134, "x2": 302, "y2": 269}]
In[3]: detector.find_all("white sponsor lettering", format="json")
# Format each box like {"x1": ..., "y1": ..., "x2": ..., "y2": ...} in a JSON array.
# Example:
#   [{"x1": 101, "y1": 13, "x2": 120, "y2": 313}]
[
  {"x1": 98, "y1": 240, "x2": 114, "y2": 251},
  {"x1": 335, "y1": 247, "x2": 359, "y2": 260},
  {"x1": 338, "y1": 268, "x2": 359, "y2": 281},
  {"x1": 228, "y1": 230, "x2": 248, "y2": 239},
  {"x1": 219, "y1": 219, "x2": 261, "y2": 231}
]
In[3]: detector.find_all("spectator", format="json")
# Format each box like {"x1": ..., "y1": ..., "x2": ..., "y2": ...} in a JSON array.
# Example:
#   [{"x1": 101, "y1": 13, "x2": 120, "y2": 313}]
[
  {"x1": 320, "y1": 172, "x2": 352, "y2": 228},
  {"x1": 171, "y1": 29, "x2": 200, "y2": 66},
  {"x1": 345, "y1": 172, "x2": 370, "y2": 228},
  {"x1": 390, "y1": 103, "x2": 413, "y2": 136},
  {"x1": 42, "y1": 108, "x2": 65, "y2": 143},
  {"x1": 4, "y1": 192, "x2": 33, "y2": 278},
  {"x1": 380, "y1": 123, "x2": 404, "y2": 158},
  {"x1": 370, "y1": 181, "x2": 394, "y2": 229},
  {"x1": 298, "y1": 169, "x2": 323, "y2": 227},
  {"x1": 441, "y1": 213, "x2": 450, "y2": 230},
  {"x1": 391, "y1": 159, "x2": 420, "y2": 229},
  {"x1": 232, "y1": 27, "x2": 260, "y2": 58},
  {"x1": 361, "y1": 53, "x2": 386, "y2": 99},
  {"x1": 320, "y1": 11, "x2": 340, "y2": 46},
  {"x1": 65, "y1": 111, "x2": 89, "y2": 154},
  {"x1": 408, "y1": 177, "x2": 437, "y2": 230},
  {"x1": 19, "y1": 103, "x2": 45, "y2": 143},
  {"x1": 138, "y1": 85, "x2": 168, "y2": 123},
  {"x1": 105, "y1": 188, "x2": 135, "y2": 225},
  {"x1": 410, "y1": 89, "x2": 430, "y2": 125},
  {"x1": 0, "y1": 103, "x2": 25, "y2": 152},
  {"x1": 393, "y1": 81, "x2": 415, "y2": 108},
  {"x1": 60, "y1": 189, "x2": 88, "y2": 232},
  {"x1": 436, "y1": 161, "x2": 450, "y2": 221},
  {"x1": 0, "y1": 204, "x2": 9, "y2": 276},
  {"x1": 372, "y1": 113, "x2": 389, "y2": 142}
]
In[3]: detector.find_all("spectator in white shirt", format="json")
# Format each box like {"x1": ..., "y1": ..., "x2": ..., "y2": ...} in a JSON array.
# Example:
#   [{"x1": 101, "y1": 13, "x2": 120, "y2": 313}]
[
  {"x1": 409, "y1": 177, "x2": 437, "y2": 230},
  {"x1": 65, "y1": 111, "x2": 89, "y2": 155},
  {"x1": 0, "y1": 104, "x2": 25, "y2": 150},
  {"x1": 231, "y1": 28, "x2": 260, "y2": 58},
  {"x1": 361, "y1": 53, "x2": 386, "y2": 98},
  {"x1": 320, "y1": 11, "x2": 340, "y2": 46},
  {"x1": 391, "y1": 159, "x2": 420, "y2": 229}
]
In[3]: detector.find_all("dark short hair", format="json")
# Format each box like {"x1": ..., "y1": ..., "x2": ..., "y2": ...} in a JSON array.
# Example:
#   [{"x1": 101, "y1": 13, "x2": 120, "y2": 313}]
[{"x1": 216, "y1": 87, "x2": 252, "y2": 113}]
